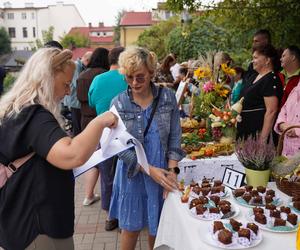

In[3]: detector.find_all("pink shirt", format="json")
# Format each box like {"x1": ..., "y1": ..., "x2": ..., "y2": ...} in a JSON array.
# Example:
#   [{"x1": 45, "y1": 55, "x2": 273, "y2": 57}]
[{"x1": 274, "y1": 80, "x2": 300, "y2": 157}]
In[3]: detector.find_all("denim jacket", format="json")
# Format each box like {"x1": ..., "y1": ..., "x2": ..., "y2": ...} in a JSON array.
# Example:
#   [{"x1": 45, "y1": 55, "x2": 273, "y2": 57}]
[{"x1": 111, "y1": 83, "x2": 185, "y2": 176}]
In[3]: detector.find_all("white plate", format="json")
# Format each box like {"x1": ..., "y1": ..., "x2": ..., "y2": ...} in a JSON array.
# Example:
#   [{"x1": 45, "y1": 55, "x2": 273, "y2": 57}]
[
  {"x1": 188, "y1": 201, "x2": 240, "y2": 221},
  {"x1": 202, "y1": 222, "x2": 263, "y2": 249},
  {"x1": 190, "y1": 186, "x2": 231, "y2": 199},
  {"x1": 247, "y1": 210, "x2": 298, "y2": 233}
]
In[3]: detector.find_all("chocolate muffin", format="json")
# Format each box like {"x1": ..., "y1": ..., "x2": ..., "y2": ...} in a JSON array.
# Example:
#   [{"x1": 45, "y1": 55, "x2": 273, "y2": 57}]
[
  {"x1": 213, "y1": 221, "x2": 225, "y2": 233},
  {"x1": 218, "y1": 229, "x2": 232, "y2": 245},
  {"x1": 198, "y1": 196, "x2": 209, "y2": 204},
  {"x1": 287, "y1": 213, "x2": 298, "y2": 226},
  {"x1": 257, "y1": 186, "x2": 266, "y2": 194},
  {"x1": 247, "y1": 223, "x2": 259, "y2": 235},
  {"x1": 233, "y1": 188, "x2": 245, "y2": 197},
  {"x1": 189, "y1": 198, "x2": 200, "y2": 209},
  {"x1": 244, "y1": 185, "x2": 253, "y2": 192},
  {"x1": 202, "y1": 178, "x2": 210, "y2": 184},
  {"x1": 265, "y1": 195, "x2": 274, "y2": 204},
  {"x1": 209, "y1": 207, "x2": 220, "y2": 214},
  {"x1": 253, "y1": 195, "x2": 263, "y2": 204},
  {"x1": 195, "y1": 204, "x2": 207, "y2": 215},
  {"x1": 220, "y1": 204, "x2": 231, "y2": 215},
  {"x1": 266, "y1": 189, "x2": 275, "y2": 197},
  {"x1": 211, "y1": 186, "x2": 222, "y2": 194},
  {"x1": 192, "y1": 186, "x2": 202, "y2": 195},
  {"x1": 242, "y1": 193, "x2": 252, "y2": 203},
  {"x1": 274, "y1": 218, "x2": 286, "y2": 227},
  {"x1": 265, "y1": 203, "x2": 276, "y2": 210},
  {"x1": 201, "y1": 187, "x2": 211, "y2": 196},
  {"x1": 270, "y1": 209, "x2": 281, "y2": 218},
  {"x1": 238, "y1": 228, "x2": 251, "y2": 240},
  {"x1": 202, "y1": 182, "x2": 211, "y2": 188},
  {"x1": 230, "y1": 218, "x2": 242, "y2": 231},
  {"x1": 213, "y1": 180, "x2": 223, "y2": 187},
  {"x1": 280, "y1": 206, "x2": 291, "y2": 214},
  {"x1": 251, "y1": 190, "x2": 259, "y2": 196},
  {"x1": 219, "y1": 185, "x2": 225, "y2": 193},
  {"x1": 209, "y1": 195, "x2": 220, "y2": 205},
  {"x1": 255, "y1": 213, "x2": 267, "y2": 224},
  {"x1": 190, "y1": 180, "x2": 198, "y2": 188},
  {"x1": 293, "y1": 201, "x2": 300, "y2": 210},
  {"x1": 253, "y1": 207, "x2": 264, "y2": 214},
  {"x1": 219, "y1": 200, "x2": 231, "y2": 206}
]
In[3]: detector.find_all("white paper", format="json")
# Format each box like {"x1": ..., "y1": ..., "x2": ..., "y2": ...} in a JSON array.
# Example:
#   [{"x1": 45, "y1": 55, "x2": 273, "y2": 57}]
[{"x1": 73, "y1": 106, "x2": 149, "y2": 178}]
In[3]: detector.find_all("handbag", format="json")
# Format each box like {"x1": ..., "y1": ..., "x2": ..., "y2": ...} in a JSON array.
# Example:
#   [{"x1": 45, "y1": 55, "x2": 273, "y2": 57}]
[{"x1": 0, "y1": 152, "x2": 35, "y2": 188}]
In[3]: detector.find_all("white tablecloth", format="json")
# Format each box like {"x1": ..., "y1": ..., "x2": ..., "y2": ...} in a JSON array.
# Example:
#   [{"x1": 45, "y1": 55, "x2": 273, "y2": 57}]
[
  {"x1": 178, "y1": 154, "x2": 245, "y2": 184},
  {"x1": 154, "y1": 182, "x2": 296, "y2": 250}
]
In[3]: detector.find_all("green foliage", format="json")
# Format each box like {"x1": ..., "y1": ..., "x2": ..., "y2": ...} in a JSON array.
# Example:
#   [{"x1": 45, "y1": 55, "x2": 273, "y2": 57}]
[
  {"x1": 166, "y1": 15, "x2": 230, "y2": 62},
  {"x1": 0, "y1": 27, "x2": 11, "y2": 55},
  {"x1": 32, "y1": 26, "x2": 55, "y2": 50},
  {"x1": 60, "y1": 32, "x2": 89, "y2": 48},
  {"x1": 137, "y1": 17, "x2": 179, "y2": 60},
  {"x1": 3, "y1": 73, "x2": 16, "y2": 92},
  {"x1": 113, "y1": 10, "x2": 125, "y2": 46}
]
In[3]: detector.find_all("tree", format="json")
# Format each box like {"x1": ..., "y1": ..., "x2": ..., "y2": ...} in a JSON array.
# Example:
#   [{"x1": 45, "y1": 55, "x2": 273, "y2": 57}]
[
  {"x1": 0, "y1": 27, "x2": 11, "y2": 55},
  {"x1": 60, "y1": 32, "x2": 89, "y2": 49},
  {"x1": 113, "y1": 10, "x2": 125, "y2": 46},
  {"x1": 32, "y1": 26, "x2": 55, "y2": 50},
  {"x1": 137, "y1": 16, "x2": 179, "y2": 60}
]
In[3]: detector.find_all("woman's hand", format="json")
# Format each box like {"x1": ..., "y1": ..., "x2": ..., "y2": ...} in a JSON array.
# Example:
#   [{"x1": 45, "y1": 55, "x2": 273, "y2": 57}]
[
  {"x1": 99, "y1": 111, "x2": 118, "y2": 128},
  {"x1": 149, "y1": 166, "x2": 178, "y2": 192}
]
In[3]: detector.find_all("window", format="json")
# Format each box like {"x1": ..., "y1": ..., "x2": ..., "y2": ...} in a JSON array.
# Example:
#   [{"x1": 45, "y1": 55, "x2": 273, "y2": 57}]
[
  {"x1": 31, "y1": 12, "x2": 35, "y2": 19},
  {"x1": 33, "y1": 27, "x2": 36, "y2": 38},
  {"x1": 7, "y1": 13, "x2": 14, "y2": 19},
  {"x1": 8, "y1": 27, "x2": 16, "y2": 38},
  {"x1": 21, "y1": 13, "x2": 27, "y2": 19},
  {"x1": 103, "y1": 32, "x2": 106, "y2": 36},
  {"x1": 97, "y1": 32, "x2": 100, "y2": 36},
  {"x1": 23, "y1": 27, "x2": 28, "y2": 38}
]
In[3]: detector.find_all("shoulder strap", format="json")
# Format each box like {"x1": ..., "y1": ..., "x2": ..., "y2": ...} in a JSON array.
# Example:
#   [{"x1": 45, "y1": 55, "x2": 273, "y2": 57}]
[
  {"x1": 144, "y1": 86, "x2": 163, "y2": 137},
  {"x1": 4, "y1": 153, "x2": 35, "y2": 176}
]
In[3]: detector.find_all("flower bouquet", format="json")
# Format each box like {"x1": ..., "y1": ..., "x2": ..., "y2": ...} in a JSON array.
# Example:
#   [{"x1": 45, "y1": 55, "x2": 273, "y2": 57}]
[
  {"x1": 192, "y1": 51, "x2": 236, "y2": 119},
  {"x1": 209, "y1": 97, "x2": 244, "y2": 144}
]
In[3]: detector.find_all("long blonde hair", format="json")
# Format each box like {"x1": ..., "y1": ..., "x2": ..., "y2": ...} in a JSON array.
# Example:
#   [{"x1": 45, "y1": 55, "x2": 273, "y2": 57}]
[{"x1": 0, "y1": 48, "x2": 74, "y2": 125}]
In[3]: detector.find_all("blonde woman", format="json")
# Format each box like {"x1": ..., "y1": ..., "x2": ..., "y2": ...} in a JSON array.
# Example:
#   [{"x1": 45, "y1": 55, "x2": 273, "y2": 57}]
[
  {"x1": 0, "y1": 48, "x2": 117, "y2": 250},
  {"x1": 109, "y1": 47, "x2": 185, "y2": 250}
]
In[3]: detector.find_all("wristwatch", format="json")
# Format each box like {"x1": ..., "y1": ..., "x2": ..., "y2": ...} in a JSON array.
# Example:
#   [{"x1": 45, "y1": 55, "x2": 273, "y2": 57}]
[{"x1": 167, "y1": 167, "x2": 180, "y2": 175}]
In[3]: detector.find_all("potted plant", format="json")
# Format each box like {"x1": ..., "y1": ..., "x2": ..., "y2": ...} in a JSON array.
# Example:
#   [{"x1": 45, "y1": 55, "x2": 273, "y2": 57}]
[{"x1": 235, "y1": 135, "x2": 276, "y2": 187}]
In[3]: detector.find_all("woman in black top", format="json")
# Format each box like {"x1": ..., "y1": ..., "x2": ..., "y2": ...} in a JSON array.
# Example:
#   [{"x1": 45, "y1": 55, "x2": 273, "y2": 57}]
[
  {"x1": 237, "y1": 44, "x2": 283, "y2": 141},
  {"x1": 0, "y1": 48, "x2": 118, "y2": 250}
]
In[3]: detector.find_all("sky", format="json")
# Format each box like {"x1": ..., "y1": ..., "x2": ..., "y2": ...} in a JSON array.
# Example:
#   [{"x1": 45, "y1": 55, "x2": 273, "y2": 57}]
[{"x1": 0, "y1": 0, "x2": 162, "y2": 26}]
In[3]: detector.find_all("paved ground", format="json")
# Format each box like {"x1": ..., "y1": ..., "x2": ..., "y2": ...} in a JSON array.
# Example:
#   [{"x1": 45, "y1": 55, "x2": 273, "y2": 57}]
[{"x1": 74, "y1": 176, "x2": 149, "y2": 250}]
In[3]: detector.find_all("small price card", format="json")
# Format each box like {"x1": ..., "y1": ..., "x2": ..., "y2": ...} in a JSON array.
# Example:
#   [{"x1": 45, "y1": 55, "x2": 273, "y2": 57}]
[{"x1": 222, "y1": 167, "x2": 245, "y2": 189}]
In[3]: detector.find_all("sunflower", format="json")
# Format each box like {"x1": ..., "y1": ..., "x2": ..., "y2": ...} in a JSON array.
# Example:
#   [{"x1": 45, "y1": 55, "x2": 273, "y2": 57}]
[
  {"x1": 194, "y1": 67, "x2": 211, "y2": 79},
  {"x1": 221, "y1": 63, "x2": 236, "y2": 76}
]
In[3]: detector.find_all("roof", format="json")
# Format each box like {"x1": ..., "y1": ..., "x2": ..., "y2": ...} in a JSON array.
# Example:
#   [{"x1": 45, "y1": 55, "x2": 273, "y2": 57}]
[
  {"x1": 68, "y1": 26, "x2": 114, "y2": 44},
  {"x1": 120, "y1": 11, "x2": 153, "y2": 26},
  {"x1": 71, "y1": 48, "x2": 94, "y2": 60},
  {"x1": 0, "y1": 50, "x2": 34, "y2": 70}
]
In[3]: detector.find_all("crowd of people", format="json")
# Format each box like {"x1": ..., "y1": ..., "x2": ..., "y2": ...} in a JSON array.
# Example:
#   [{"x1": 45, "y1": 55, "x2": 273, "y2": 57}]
[{"x1": 0, "y1": 28, "x2": 300, "y2": 250}]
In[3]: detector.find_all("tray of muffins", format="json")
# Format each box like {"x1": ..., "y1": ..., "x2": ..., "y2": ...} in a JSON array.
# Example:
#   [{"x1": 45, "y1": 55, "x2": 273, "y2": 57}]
[
  {"x1": 188, "y1": 195, "x2": 240, "y2": 221},
  {"x1": 288, "y1": 195, "x2": 300, "y2": 214},
  {"x1": 232, "y1": 185, "x2": 282, "y2": 208},
  {"x1": 203, "y1": 219, "x2": 262, "y2": 249},
  {"x1": 247, "y1": 204, "x2": 299, "y2": 233},
  {"x1": 188, "y1": 178, "x2": 231, "y2": 198}
]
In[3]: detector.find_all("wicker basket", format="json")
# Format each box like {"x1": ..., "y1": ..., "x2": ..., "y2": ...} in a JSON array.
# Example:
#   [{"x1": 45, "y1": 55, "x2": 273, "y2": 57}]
[{"x1": 274, "y1": 125, "x2": 300, "y2": 196}]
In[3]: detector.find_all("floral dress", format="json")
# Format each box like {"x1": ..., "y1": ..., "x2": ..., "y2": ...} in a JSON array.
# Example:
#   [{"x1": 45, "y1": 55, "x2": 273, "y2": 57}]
[{"x1": 109, "y1": 105, "x2": 167, "y2": 236}]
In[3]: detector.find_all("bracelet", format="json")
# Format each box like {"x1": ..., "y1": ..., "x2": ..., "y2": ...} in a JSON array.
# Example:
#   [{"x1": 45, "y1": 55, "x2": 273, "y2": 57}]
[{"x1": 167, "y1": 167, "x2": 180, "y2": 175}]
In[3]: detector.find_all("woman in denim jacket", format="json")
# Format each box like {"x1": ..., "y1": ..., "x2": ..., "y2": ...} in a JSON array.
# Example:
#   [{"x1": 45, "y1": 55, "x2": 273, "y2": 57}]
[{"x1": 109, "y1": 47, "x2": 185, "y2": 250}]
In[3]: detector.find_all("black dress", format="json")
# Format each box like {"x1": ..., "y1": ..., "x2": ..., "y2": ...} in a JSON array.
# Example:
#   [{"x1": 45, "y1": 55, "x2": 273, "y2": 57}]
[{"x1": 237, "y1": 71, "x2": 283, "y2": 139}]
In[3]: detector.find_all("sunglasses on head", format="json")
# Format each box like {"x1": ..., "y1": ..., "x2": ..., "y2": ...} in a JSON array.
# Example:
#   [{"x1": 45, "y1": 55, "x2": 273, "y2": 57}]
[{"x1": 125, "y1": 74, "x2": 146, "y2": 84}]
